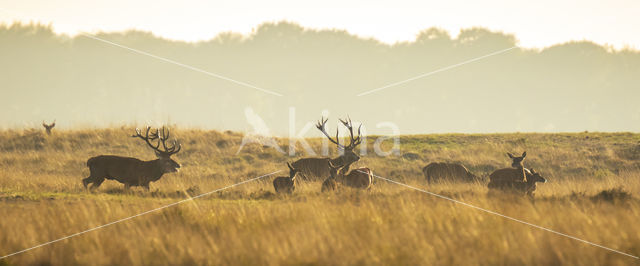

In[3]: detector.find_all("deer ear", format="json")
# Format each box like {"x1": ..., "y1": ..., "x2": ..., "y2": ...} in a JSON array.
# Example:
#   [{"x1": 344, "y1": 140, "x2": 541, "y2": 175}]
[
  {"x1": 522, "y1": 151, "x2": 527, "y2": 158},
  {"x1": 507, "y1": 153, "x2": 514, "y2": 158},
  {"x1": 155, "y1": 151, "x2": 163, "y2": 158}
]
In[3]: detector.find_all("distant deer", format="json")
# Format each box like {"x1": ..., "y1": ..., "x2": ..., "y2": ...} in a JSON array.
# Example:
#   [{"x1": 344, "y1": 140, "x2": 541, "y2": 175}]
[
  {"x1": 507, "y1": 151, "x2": 527, "y2": 182},
  {"x1": 422, "y1": 162, "x2": 480, "y2": 184},
  {"x1": 488, "y1": 168, "x2": 547, "y2": 197},
  {"x1": 292, "y1": 116, "x2": 363, "y2": 181},
  {"x1": 273, "y1": 162, "x2": 298, "y2": 194},
  {"x1": 83, "y1": 127, "x2": 181, "y2": 191},
  {"x1": 42, "y1": 120, "x2": 55, "y2": 135}
]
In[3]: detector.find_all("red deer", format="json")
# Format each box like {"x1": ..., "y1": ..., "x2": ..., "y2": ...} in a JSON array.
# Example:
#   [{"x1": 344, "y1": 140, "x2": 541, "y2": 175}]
[
  {"x1": 422, "y1": 162, "x2": 480, "y2": 184},
  {"x1": 42, "y1": 120, "x2": 55, "y2": 135},
  {"x1": 321, "y1": 161, "x2": 341, "y2": 192},
  {"x1": 83, "y1": 127, "x2": 181, "y2": 191},
  {"x1": 321, "y1": 162, "x2": 373, "y2": 191},
  {"x1": 507, "y1": 151, "x2": 527, "y2": 182},
  {"x1": 488, "y1": 168, "x2": 547, "y2": 197},
  {"x1": 292, "y1": 116, "x2": 363, "y2": 181},
  {"x1": 273, "y1": 162, "x2": 298, "y2": 194},
  {"x1": 336, "y1": 162, "x2": 373, "y2": 189}
]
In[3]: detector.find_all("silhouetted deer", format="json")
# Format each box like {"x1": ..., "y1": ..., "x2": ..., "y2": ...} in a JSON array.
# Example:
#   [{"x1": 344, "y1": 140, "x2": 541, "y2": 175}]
[
  {"x1": 292, "y1": 116, "x2": 363, "y2": 181},
  {"x1": 83, "y1": 127, "x2": 181, "y2": 191},
  {"x1": 273, "y1": 162, "x2": 298, "y2": 194},
  {"x1": 42, "y1": 120, "x2": 55, "y2": 135}
]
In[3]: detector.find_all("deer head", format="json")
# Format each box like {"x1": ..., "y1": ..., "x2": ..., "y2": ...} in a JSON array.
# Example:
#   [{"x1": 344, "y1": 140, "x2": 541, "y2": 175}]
[
  {"x1": 316, "y1": 116, "x2": 363, "y2": 167},
  {"x1": 132, "y1": 127, "x2": 182, "y2": 173},
  {"x1": 528, "y1": 168, "x2": 547, "y2": 183},
  {"x1": 507, "y1": 151, "x2": 526, "y2": 168},
  {"x1": 42, "y1": 120, "x2": 56, "y2": 135}
]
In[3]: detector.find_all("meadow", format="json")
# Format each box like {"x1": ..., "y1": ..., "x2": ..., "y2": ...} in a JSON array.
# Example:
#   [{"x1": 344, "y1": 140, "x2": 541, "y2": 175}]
[{"x1": 0, "y1": 127, "x2": 639, "y2": 265}]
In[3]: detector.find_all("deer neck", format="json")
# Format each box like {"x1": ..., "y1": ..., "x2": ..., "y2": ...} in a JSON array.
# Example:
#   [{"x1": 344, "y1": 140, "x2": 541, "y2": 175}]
[
  {"x1": 329, "y1": 156, "x2": 345, "y2": 167},
  {"x1": 146, "y1": 159, "x2": 165, "y2": 181}
]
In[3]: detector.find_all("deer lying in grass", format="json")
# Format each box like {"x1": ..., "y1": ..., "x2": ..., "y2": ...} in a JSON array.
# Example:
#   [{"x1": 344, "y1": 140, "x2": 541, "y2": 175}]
[
  {"x1": 488, "y1": 168, "x2": 547, "y2": 197},
  {"x1": 292, "y1": 116, "x2": 363, "y2": 181},
  {"x1": 273, "y1": 163, "x2": 298, "y2": 194},
  {"x1": 321, "y1": 161, "x2": 373, "y2": 192},
  {"x1": 422, "y1": 162, "x2": 480, "y2": 184},
  {"x1": 83, "y1": 127, "x2": 181, "y2": 191},
  {"x1": 336, "y1": 162, "x2": 373, "y2": 190},
  {"x1": 42, "y1": 120, "x2": 55, "y2": 135}
]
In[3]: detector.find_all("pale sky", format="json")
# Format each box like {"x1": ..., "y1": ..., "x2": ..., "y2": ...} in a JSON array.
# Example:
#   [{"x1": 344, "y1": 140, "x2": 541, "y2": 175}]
[{"x1": 0, "y1": 0, "x2": 639, "y2": 49}]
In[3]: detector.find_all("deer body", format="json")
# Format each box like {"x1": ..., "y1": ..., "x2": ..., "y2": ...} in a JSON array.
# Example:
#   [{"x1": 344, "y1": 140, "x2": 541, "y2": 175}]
[
  {"x1": 422, "y1": 162, "x2": 479, "y2": 184},
  {"x1": 292, "y1": 156, "x2": 353, "y2": 181},
  {"x1": 273, "y1": 163, "x2": 298, "y2": 194},
  {"x1": 84, "y1": 156, "x2": 174, "y2": 189},
  {"x1": 488, "y1": 168, "x2": 546, "y2": 197},
  {"x1": 338, "y1": 167, "x2": 373, "y2": 189},
  {"x1": 83, "y1": 127, "x2": 181, "y2": 191}
]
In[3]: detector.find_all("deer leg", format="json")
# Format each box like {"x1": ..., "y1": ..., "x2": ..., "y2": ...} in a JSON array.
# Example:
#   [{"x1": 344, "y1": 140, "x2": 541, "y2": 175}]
[
  {"x1": 82, "y1": 176, "x2": 92, "y2": 189},
  {"x1": 89, "y1": 177, "x2": 105, "y2": 190},
  {"x1": 124, "y1": 184, "x2": 131, "y2": 190},
  {"x1": 142, "y1": 183, "x2": 150, "y2": 191}
]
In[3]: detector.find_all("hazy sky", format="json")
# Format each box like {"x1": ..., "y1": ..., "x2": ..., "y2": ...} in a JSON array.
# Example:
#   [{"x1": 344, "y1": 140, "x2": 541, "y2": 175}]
[{"x1": 1, "y1": 0, "x2": 639, "y2": 49}]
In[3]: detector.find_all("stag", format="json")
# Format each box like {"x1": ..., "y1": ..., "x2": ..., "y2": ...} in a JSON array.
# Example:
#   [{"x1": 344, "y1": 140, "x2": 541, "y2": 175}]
[
  {"x1": 273, "y1": 162, "x2": 298, "y2": 194},
  {"x1": 83, "y1": 127, "x2": 181, "y2": 191},
  {"x1": 42, "y1": 120, "x2": 55, "y2": 135},
  {"x1": 292, "y1": 116, "x2": 363, "y2": 181}
]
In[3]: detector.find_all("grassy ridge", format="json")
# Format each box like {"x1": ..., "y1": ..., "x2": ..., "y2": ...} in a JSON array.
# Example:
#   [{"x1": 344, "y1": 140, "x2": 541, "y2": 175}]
[{"x1": 0, "y1": 128, "x2": 639, "y2": 265}]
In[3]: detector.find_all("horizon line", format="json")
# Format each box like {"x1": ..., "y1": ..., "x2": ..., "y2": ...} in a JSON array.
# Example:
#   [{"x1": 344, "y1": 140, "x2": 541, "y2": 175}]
[{"x1": 1, "y1": 19, "x2": 638, "y2": 52}]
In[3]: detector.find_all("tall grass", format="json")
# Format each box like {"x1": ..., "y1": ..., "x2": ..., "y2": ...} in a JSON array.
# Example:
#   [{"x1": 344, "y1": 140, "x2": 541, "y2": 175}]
[{"x1": 0, "y1": 128, "x2": 639, "y2": 265}]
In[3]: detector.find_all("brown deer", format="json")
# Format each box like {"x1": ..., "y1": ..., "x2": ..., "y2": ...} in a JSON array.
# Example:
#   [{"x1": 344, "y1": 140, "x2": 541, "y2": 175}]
[
  {"x1": 488, "y1": 168, "x2": 547, "y2": 197},
  {"x1": 42, "y1": 120, "x2": 55, "y2": 135},
  {"x1": 292, "y1": 116, "x2": 363, "y2": 181},
  {"x1": 321, "y1": 161, "x2": 341, "y2": 192},
  {"x1": 83, "y1": 127, "x2": 181, "y2": 191},
  {"x1": 321, "y1": 161, "x2": 373, "y2": 191},
  {"x1": 507, "y1": 151, "x2": 527, "y2": 182},
  {"x1": 422, "y1": 162, "x2": 480, "y2": 184},
  {"x1": 273, "y1": 162, "x2": 298, "y2": 194},
  {"x1": 336, "y1": 162, "x2": 373, "y2": 190}
]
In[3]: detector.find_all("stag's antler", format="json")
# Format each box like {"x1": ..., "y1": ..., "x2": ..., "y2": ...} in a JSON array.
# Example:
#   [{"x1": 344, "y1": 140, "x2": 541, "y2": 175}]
[
  {"x1": 339, "y1": 116, "x2": 362, "y2": 150},
  {"x1": 316, "y1": 117, "x2": 345, "y2": 149},
  {"x1": 132, "y1": 127, "x2": 181, "y2": 157}
]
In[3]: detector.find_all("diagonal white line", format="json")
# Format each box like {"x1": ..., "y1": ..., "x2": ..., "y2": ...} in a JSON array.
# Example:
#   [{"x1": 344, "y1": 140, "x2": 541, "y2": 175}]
[
  {"x1": 0, "y1": 170, "x2": 282, "y2": 260},
  {"x1": 79, "y1": 33, "x2": 284, "y2": 97},
  {"x1": 362, "y1": 170, "x2": 639, "y2": 260},
  {"x1": 357, "y1": 46, "x2": 518, "y2": 96}
]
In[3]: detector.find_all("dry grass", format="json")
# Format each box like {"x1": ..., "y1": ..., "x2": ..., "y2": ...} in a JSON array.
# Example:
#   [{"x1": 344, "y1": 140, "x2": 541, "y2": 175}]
[{"x1": 0, "y1": 128, "x2": 639, "y2": 265}]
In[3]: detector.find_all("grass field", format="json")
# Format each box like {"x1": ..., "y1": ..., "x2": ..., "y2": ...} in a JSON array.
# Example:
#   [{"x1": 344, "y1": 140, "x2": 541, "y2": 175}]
[{"x1": 0, "y1": 128, "x2": 639, "y2": 265}]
